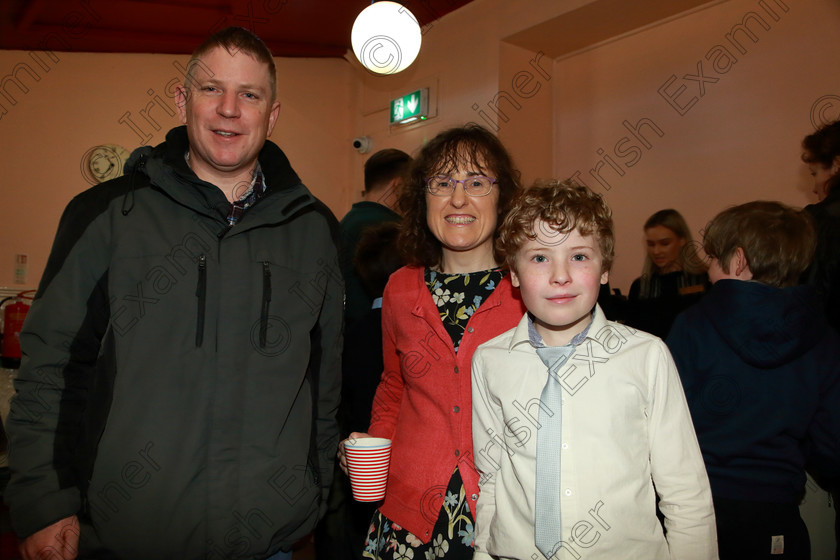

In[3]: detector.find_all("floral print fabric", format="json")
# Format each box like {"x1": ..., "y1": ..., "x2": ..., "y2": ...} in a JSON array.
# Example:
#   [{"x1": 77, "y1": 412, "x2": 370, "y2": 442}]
[
  {"x1": 425, "y1": 267, "x2": 505, "y2": 352},
  {"x1": 361, "y1": 268, "x2": 505, "y2": 559},
  {"x1": 363, "y1": 469, "x2": 474, "y2": 560}
]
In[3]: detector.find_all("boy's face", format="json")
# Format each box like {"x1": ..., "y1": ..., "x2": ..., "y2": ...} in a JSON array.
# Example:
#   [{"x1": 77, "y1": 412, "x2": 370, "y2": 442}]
[{"x1": 510, "y1": 222, "x2": 609, "y2": 347}]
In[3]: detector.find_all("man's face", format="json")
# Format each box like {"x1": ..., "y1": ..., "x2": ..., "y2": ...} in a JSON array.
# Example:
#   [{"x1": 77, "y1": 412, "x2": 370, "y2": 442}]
[{"x1": 177, "y1": 46, "x2": 280, "y2": 182}]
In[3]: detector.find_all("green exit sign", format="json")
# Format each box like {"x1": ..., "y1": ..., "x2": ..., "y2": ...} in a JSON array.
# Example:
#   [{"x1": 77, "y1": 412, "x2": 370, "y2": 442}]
[{"x1": 390, "y1": 88, "x2": 429, "y2": 125}]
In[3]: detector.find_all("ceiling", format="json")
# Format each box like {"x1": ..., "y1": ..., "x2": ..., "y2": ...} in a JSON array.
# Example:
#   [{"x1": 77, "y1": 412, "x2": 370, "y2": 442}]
[{"x1": 0, "y1": 0, "x2": 473, "y2": 57}]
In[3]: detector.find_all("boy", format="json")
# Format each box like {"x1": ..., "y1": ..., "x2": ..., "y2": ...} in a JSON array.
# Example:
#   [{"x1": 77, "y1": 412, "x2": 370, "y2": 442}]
[
  {"x1": 666, "y1": 201, "x2": 840, "y2": 559},
  {"x1": 471, "y1": 180, "x2": 717, "y2": 560}
]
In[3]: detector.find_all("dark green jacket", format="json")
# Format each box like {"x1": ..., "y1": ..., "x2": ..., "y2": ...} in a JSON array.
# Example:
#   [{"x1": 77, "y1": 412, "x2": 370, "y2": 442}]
[
  {"x1": 6, "y1": 127, "x2": 343, "y2": 559},
  {"x1": 339, "y1": 201, "x2": 400, "y2": 327}
]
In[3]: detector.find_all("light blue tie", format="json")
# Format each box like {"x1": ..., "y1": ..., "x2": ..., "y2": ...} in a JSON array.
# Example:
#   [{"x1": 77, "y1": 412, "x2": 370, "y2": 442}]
[{"x1": 534, "y1": 345, "x2": 574, "y2": 559}]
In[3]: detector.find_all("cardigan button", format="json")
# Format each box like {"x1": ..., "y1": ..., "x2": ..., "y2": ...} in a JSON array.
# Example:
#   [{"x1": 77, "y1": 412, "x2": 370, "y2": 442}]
[
  {"x1": 467, "y1": 327, "x2": 474, "y2": 333},
  {"x1": 455, "y1": 449, "x2": 460, "y2": 457},
  {"x1": 453, "y1": 406, "x2": 460, "y2": 413},
  {"x1": 471, "y1": 494, "x2": 478, "y2": 501},
  {"x1": 454, "y1": 366, "x2": 459, "y2": 374}
]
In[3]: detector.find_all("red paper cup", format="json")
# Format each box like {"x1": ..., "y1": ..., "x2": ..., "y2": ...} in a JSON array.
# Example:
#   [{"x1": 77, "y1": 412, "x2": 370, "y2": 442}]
[{"x1": 344, "y1": 437, "x2": 392, "y2": 502}]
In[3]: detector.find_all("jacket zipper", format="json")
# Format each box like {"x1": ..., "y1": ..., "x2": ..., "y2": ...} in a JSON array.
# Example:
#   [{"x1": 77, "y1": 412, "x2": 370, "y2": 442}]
[
  {"x1": 260, "y1": 261, "x2": 271, "y2": 348},
  {"x1": 196, "y1": 255, "x2": 207, "y2": 347}
]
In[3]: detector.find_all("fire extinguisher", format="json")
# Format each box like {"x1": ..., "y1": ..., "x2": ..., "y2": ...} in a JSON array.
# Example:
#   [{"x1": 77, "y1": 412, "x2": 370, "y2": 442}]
[{"x1": 1, "y1": 290, "x2": 35, "y2": 369}]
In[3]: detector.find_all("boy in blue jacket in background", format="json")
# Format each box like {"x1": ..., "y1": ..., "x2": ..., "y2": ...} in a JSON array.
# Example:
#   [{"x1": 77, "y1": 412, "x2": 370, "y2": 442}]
[{"x1": 667, "y1": 201, "x2": 840, "y2": 560}]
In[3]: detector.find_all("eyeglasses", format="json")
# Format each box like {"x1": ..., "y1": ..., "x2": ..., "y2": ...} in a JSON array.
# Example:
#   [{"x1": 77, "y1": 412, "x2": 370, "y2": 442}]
[{"x1": 425, "y1": 175, "x2": 497, "y2": 197}]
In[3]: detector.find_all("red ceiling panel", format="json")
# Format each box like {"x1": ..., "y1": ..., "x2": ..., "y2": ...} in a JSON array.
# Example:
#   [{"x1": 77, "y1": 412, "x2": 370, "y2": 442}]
[{"x1": 0, "y1": 0, "x2": 473, "y2": 57}]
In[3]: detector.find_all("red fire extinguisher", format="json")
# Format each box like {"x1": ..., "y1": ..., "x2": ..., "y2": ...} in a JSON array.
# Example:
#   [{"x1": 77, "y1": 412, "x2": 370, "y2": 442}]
[{"x1": 1, "y1": 290, "x2": 35, "y2": 369}]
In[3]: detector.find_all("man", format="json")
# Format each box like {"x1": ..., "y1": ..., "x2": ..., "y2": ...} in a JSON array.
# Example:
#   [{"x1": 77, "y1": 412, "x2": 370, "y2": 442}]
[
  {"x1": 6, "y1": 27, "x2": 342, "y2": 560},
  {"x1": 339, "y1": 149, "x2": 410, "y2": 328}
]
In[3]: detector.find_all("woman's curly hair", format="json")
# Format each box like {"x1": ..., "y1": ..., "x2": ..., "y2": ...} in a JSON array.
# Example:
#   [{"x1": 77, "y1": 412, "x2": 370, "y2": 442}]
[{"x1": 397, "y1": 124, "x2": 521, "y2": 268}]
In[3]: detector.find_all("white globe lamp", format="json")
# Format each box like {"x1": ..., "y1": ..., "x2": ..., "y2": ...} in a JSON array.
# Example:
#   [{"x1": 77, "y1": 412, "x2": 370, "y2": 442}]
[{"x1": 351, "y1": 1, "x2": 422, "y2": 75}]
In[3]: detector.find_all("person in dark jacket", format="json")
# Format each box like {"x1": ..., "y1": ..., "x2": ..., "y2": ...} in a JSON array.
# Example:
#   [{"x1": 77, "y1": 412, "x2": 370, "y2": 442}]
[
  {"x1": 801, "y1": 119, "x2": 840, "y2": 559},
  {"x1": 340, "y1": 149, "x2": 411, "y2": 328},
  {"x1": 5, "y1": 27, "x2": 343, "y2": 560},
  {"x1": 667, "y1": 201, "x2": 840, "y2": 560},
  {"x1": 626, "y1": 209, "x2": 709, "y2": 339},
  {"x1": 316, "y1": 222, "x2": 404, "y2": 560},
  {"x1": 801, "y1": 119, "x2": 840, "y2": 331}
]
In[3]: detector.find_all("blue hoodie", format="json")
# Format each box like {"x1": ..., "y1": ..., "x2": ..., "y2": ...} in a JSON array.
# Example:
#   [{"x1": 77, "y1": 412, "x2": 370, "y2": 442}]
[{"x1": 666, "y1": 279, "x2": 840, "y2": 503}]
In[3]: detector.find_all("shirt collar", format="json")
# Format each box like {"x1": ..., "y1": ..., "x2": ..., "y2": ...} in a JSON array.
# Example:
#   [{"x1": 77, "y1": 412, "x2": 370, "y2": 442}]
[
  {"x1": 183, "y1": 151, "x2": 267, "y2": 201},
  {"x1": 238, "y1": 160, "x2": 266, "y2": 201},
  {"x1": 526, "y1": 312, "x2": 593, "y2": 349},
  {"x1": 508, "y1": 304, "x2": 608, "y2": 352}
]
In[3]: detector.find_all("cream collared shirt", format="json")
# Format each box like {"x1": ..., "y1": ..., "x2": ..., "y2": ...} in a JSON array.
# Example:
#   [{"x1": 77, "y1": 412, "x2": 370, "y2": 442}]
[{"x1": 471, "y1": 306, "x2": 717, "y2": 560}]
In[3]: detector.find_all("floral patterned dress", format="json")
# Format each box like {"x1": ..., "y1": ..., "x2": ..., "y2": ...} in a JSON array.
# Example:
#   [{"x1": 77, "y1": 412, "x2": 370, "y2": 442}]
[{"x1": 363, "y1": 267, "x2": 506, "y2": 560}]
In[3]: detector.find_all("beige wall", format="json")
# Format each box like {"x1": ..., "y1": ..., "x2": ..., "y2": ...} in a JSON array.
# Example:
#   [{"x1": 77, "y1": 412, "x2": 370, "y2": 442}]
[
  {"x1": 0, "y1": 52, "x2": 354, "y2": 289},
  {"x1": 0, "y1": 0, "x2": 837, "y2": 552},
  {"x1": 341, "y1": 0, "x2": 840, "y2": 292},
  {"x1": 0, "y1": 0, "x2": 837, "y2": 295},
  {"x1": 550, "y1": 0, "x2": 840, "y2": 291}
]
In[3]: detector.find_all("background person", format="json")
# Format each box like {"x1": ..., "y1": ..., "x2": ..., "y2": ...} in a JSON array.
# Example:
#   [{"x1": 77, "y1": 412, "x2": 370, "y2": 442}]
[
  {"x1": 801, "y1": 119, "x2": 840, "y2": 331},
  {"x1": 626, "y1": 208, "x2": 708, "y2": 338},
  {"x1": 667, "y1": 201, "x2": 840, "y2": 560},
  {"x1": 341, "y1": 124, "x2": 526, "y2": 559},
  {"x1": 340, "y1": 149, "x2": 412, "y2": 329},
  {"x1": 801, "y1": 119, "x2": 840, "y2": 559},
  {"x1": 317, "y1": 222, "x2": 404, "y2": 560},
  {"x1": 5, "y1": 27, "x2": 342, "y2": 560}
]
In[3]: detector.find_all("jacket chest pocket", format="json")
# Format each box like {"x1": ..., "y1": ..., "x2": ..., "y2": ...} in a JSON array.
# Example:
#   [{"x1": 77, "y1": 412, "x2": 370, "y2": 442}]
[{"x1": 253, "y1": 258, "x2": 340, "y2": 352}]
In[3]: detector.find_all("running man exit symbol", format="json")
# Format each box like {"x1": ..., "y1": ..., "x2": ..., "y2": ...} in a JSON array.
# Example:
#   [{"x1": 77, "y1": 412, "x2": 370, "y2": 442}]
[{"x1": 390, "y1": 88, "x2": 429, "y2": 124}]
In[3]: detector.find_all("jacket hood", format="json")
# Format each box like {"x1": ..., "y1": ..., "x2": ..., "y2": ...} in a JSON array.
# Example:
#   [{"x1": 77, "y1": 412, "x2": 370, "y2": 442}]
[{"x1": 702, "y1": 279, "x2": 825, "y2": 368}]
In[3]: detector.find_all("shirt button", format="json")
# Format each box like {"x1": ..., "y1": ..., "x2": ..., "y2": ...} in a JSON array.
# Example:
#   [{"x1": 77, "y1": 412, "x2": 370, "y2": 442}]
[
  {"x1": 467, "y1": 327, "x2": 474, "y2": 333},
  {"x1": 453, "y1": 406, "x2": 460, "y2": 413},
  {"x1": 454, "y1": 366, "x2": 459, "y2": 374},
  {"x1": 565, "y1": 489, "x2": 572, "y2": 496},
  {"x1": 562, "y1": 443, "x2": 568, "y2": 450},
  {"x1": 455, "y1": 449, "x2": 460, "y2": 457}
]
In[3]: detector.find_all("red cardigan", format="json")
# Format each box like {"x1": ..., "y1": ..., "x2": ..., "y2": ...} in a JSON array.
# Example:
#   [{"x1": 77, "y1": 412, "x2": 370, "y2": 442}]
[{"x1": 368, "y1": 265, "x2": 526, "y2": 543}]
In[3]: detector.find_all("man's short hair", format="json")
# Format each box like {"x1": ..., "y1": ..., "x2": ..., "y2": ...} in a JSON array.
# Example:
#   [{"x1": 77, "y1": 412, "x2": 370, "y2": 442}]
[
  {"x1": 364, "y1": 149, "x2": 412, "y2": 193},
  {"x1": 185, "y1": 26, "x2": 277, "y2": 100},
  {"x1": 497, "y1": 179, "x2": 615, "y2": 273},
  {"x1": 703, "y1": 201, "x2": 815, "y2": 288}
]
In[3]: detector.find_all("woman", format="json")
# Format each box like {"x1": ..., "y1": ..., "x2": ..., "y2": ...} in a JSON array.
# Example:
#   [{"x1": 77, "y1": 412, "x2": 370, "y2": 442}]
[
  {"x1": 344, "y1": 125, "x2": 525, "y2": 559},
  {"x1": 801, "y1": 120, "x2": 840, "y2": 560},
  {"x1": 626, "y1": 209, "x2": 708, "y2": 338},
  {"x1": 801, "y1": 119, "x2": 840, "y2": 330}
]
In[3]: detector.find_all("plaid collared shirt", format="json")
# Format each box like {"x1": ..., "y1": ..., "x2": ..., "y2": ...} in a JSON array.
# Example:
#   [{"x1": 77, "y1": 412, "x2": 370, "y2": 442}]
[
  {"x1": 226, "y1": 162, "x2": 267, "y2": 225},
  {"x1": 184, "y1": 152, "x2": 267, "y2": 225}
]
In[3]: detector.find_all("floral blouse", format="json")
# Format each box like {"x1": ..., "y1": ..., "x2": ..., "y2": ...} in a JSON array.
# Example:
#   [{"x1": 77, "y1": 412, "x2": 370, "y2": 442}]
[
  {"x1": 425, "y1": 267, "x2": 505, "y2": 352},
  {"x1": 363, "y1": 267, "x2": 506, "y2": 560}
]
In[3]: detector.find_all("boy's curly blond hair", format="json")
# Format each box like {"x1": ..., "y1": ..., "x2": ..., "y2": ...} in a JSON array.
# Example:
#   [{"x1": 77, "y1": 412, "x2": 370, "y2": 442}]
[{"x1": 497, "y1": 179, "x2": 615, "y2": 272}]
